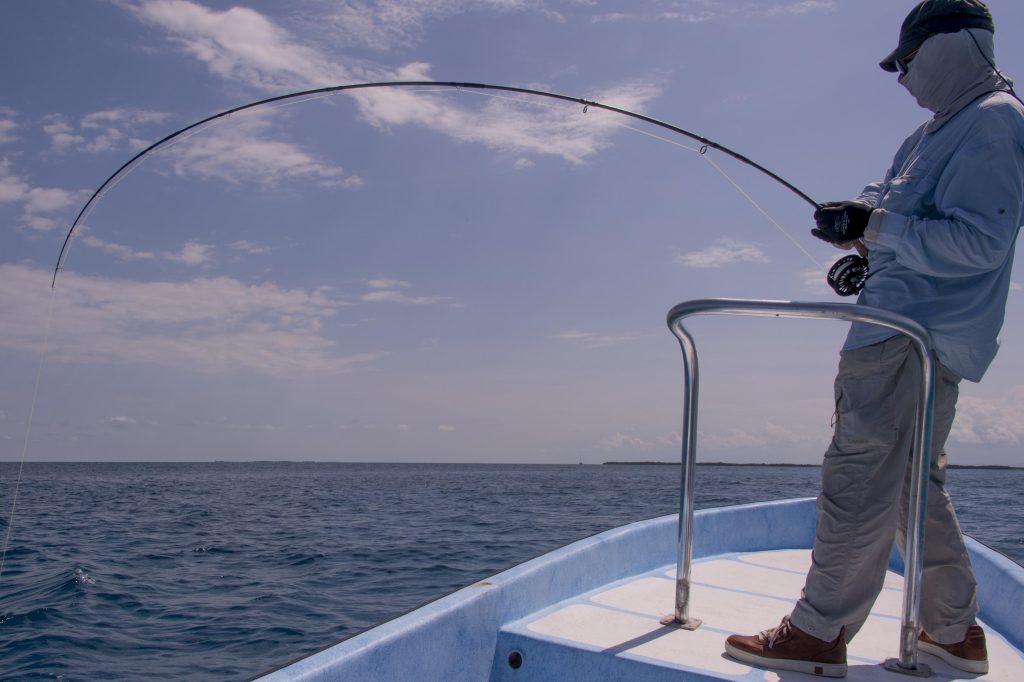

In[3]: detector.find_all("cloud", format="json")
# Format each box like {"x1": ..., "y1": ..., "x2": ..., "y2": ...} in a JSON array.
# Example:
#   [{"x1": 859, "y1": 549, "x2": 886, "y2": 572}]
[
  {"x1": 23, "y1": 187, "x2": 80, "y2": 214},
  {"x1": 107, "y1": 415, "x2": 138, "y2": 426},
  {"x1": 602, "y1": 423, "x2": 817, "y2": 452},
  {"x1": 0, "y1": 158, "x2": 29, "y2": 203},
  {"x1": 360, "y1": 278, "x2": 455, "y2": 305},
  {"x1": 164, "y1": 241, "x2": 214, "y2": 266},
  {"x1": 129, "y1": 0, "x2": 351, "y2": 89},
  {"x1": 1, "y1": 264, "x2": 383, "y2": 376},
  {"x1": 800, "y1": 265, "x2": 836, "y2": 295},
  {"x1": 44, "y1": 110, "x2": 169, "y2": 154},
  {"x1": 594, "y1": 1, "x2": 834, "y2": 24},
  {"x1": 163, "y1": 111, "x2": 359, "y2": 188},
  {"x1": 230, "y1": 240, "x2": 272, "y2": 255},
  {"x1": 754, "y1": 1, "x2": 836, "y2": 17},
  {"x1": 438, "y1": 424, "x2": 456, "y2": 432},
  {"x1": 558, "y1": 329, "x2": 645, "y2": 349},
  {"x1": 949, "y1": 386, "x2": 1024, "y2": 446},
  {"x1": 313, "y1": 0, "x2": 556, "y2": 52},
  {"x1": 591, "y1": 12, "x2": 631, "y2": 23},
  {"x1": 367, "y1": 278, "x2": 411, "y2": 290},
  {"x1": 127, "y1": 0, "x2": 661, "y2": 166},
  {"x1": 351, "y1": 64, "x2": 662, "y2": 165},
  {"x1": 601, "y1": 431, "x2": 647, "y2": 449},
  {"x1": 80, "y1": 234, "x2": 217, "y2": 266},
  {"x1": 674, "y1": 237, "x2": 769, "y2": 268},
  {"x1": 0, "y1": 112, "x2": 17, "y2": 145},
  {"x1": 81, "y1": 235, "x2": 158, "y2": 261},
  {"x1": 0, "y1": 158, "x2": 87, "y2": 232}
]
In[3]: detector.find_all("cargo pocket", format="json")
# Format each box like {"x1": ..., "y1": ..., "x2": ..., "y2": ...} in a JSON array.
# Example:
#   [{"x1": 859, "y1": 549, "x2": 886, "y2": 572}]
[{"x1": 832, "y1": 374, "x2": 897, "y2": 451}]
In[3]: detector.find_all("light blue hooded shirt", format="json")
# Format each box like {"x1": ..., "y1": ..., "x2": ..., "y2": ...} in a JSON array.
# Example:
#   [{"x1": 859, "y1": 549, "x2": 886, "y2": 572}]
[{"x1": 847, "y1": 29, "x2": 1024, "y2": 382}]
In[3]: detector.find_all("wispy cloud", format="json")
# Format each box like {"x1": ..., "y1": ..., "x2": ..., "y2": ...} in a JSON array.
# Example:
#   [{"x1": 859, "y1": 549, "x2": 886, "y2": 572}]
[
  {"x1": 558, "y1": 329, "x2": 645, "y2": 349},
  {"x1": 360, "y1": 277, "x2": 455, "y2": 305},
  {"x1": 127, "y1": 0, "x2": 661, "y2": 166},
  {"x1": 44, "y1": 109, "x2": 169, "y2": 154},
  {"x1": 950, "y1": 386, "x2": 1024, "y2": 446},
  {"x1": 351, "y1": 64, "x2": 661, "y2": 165},
  {"x1": 701, "y1": 422, "x2": 821, "y2": 451},
  {"x1": 591, "y1": 12, "x2": 632, "y2": 24},
  {"x1": 0, "y1": 109, "x2": 17, "y2": 145},
  {"x1": 601, "y1": 431, "x2": 647, "y2": 449},
  {"x1": 601, "y1": 422, "x2": 818, "y2": 453},
  {"x1": 367, "y1": 278, "x2": 411, "y2": 290},
  {"x1": 230, "y1": 240, "x2": 272, "y2": 255},
  {"x1": 1, "y1": 264, "x2": 382, "y2": 376},
  {"x1": 311, "y1": 0, "x2": 559, "y2": 52},
  {"x1": 0, "y1": 158, "x2": 87, "y2": 232},
  {"x1": 163, "y1": 241, "x2": 215, "y2": 266},
  {"x1": 800, "y1": 265, "x2": 836, "y2": 296},
  {"x1": 0, "y1": 158, "x2": 29, "y2": 203},
  {"x1": 163, "y1": 111, "x2": 362, "y2": 188},
  {"x1": 81, "y1": 235, "x2": 157, "y2": 261},
  {"x1": 594, "y1": 1, "x2": 835, "y2": 24},
  {"x1": 129, "y1": 0, "x2": 352, "y2": 89},
  {"x1": 674, "y1": 237, "x2": 768, "y2": 268},
  {"x1": 81, "y1": 234, "x2": 216, "y2": 267}
]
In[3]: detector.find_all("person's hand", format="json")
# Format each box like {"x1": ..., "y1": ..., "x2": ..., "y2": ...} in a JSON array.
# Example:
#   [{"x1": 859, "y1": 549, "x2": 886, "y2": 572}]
[{"x1": 811, "y1": 201, "x2": 873, "y2": 245}]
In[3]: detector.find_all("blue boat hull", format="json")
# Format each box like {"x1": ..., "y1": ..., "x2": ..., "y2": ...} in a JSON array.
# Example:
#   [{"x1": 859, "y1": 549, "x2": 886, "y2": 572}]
[{"x1": 258, "y1": 498, "x2": 1023, "y2": 680}]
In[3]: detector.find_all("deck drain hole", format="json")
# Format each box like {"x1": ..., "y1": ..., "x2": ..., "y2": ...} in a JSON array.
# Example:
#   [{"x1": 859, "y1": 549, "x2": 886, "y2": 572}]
[{"x1": 508, "y1": 650, "x2": 523, "y2": 669}]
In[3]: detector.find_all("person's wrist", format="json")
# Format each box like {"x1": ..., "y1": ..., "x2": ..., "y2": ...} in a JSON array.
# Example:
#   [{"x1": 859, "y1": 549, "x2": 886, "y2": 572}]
[{"x1": 863, "y1": 209, "x2": 886, "y2": 244}]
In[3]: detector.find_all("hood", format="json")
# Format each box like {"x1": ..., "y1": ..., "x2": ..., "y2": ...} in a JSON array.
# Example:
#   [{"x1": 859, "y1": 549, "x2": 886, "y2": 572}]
[{"x1": 898, "y1": 29, "x2": 1008, "y2": 132}]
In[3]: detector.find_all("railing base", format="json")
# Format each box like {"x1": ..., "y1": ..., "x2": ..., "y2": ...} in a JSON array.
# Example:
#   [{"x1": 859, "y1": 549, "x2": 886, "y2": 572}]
[
  {"x1": 659, "y1": 614, "x2": 702, "y2": 631},
  {"x1": 883, "y1": 658, "x2": 933, "y2": 678}
]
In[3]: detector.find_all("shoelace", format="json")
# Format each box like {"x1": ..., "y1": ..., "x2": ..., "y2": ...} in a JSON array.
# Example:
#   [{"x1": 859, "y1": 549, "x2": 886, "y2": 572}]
[{"x1": 760, "y1": 616, "x2": 793, "y2": 648}]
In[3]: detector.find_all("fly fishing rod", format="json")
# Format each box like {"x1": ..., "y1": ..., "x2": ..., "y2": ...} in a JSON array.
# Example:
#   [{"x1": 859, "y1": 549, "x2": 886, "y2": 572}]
[{"x1": 51, "y1": 80, "x2": 866, "y2": 295}]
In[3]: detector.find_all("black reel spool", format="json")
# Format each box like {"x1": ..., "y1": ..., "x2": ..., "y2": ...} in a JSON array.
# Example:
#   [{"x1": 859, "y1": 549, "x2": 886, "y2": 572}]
[{"x1": 828, "y1": 254, "x2": 869, "y2": 297}]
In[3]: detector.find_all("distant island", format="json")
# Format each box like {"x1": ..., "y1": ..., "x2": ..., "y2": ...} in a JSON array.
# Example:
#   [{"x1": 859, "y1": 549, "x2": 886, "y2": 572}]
[{"x1": 602, "y1": 461, "x2": 1022, "y2": 470}]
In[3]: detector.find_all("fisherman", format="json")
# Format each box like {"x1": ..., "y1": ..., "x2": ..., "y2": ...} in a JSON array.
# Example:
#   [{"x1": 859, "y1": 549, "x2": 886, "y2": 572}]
[{"x1": 724, "y1": 0, "x2": 1024, "y2": 677}]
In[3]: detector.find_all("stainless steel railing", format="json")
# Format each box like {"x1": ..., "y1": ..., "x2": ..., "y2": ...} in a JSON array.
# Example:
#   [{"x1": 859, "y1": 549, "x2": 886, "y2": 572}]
[{"x1": 661, "y1": 299, "x2": 936, "y2": 678}]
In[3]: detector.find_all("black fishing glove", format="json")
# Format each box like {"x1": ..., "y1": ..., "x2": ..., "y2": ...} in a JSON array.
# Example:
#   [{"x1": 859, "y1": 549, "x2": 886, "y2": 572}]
[{"x1": 811, "y1": 201, "x2": 874, "y2": 244}]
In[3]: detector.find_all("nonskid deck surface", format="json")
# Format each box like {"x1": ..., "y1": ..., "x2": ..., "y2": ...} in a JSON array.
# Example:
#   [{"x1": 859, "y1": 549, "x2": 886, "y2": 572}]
[{"x1": 499, "y1": 549, "x2": 1024, "y2": 681}]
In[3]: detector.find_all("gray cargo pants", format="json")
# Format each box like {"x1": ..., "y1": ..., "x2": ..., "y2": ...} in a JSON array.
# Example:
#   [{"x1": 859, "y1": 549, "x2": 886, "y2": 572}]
[{"x1": 789, "y1": 335, "x2": 979, "y2": 645}]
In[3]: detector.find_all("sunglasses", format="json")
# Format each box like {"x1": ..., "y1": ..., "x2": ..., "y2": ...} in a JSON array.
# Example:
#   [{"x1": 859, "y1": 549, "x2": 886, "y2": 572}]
[{"x1": 896, "y1": 48, "x2": 920, "y2": 76}]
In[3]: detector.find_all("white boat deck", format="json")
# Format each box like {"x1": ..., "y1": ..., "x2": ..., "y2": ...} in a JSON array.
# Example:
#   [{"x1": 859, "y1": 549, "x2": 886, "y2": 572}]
[{"x1": 499, "y1": 549, "x2": 1024, "y2": 681}]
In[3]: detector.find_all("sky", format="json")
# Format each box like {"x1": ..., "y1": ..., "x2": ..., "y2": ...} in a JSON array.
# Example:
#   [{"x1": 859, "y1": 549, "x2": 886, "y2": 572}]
[{"x1": 2, "y1": 0, "x2": 1024, "y2": 465}]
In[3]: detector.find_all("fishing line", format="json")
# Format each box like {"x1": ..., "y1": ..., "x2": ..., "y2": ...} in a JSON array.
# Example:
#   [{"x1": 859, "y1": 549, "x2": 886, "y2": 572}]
[
  {"x1": 463, "y1": 86, "x2": 820, "y2": 268},
  {"x1": 460, "y1": 88, "x2": 827, "y2": 270},
  {"x1": 0, "y1": 286, "x2": 59, "y2": 582},
  {"x1": 699, "y1": 153, "x2": 824, "y2": 269}
]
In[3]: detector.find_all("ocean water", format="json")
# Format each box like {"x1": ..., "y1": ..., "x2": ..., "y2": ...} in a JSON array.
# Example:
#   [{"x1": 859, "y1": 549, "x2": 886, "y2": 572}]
[{"x1": 0, "y1": 462, "x2": 1020, "y2": 681}]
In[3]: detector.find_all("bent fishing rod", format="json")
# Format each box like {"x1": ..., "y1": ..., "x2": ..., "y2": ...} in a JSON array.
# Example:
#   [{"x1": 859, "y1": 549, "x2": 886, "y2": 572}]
[{"x1": 53, "y1": 80, "x2": 865, "y2": 293}]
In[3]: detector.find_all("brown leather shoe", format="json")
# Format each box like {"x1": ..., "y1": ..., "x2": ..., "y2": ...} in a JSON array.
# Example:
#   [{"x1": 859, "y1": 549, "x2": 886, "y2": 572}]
[
  {"x1": 725, "y1": 616, "x2": 847, "y2": 677},
  {"x1": 918, "y1": 625, "x2": 989, "y2": 674}
]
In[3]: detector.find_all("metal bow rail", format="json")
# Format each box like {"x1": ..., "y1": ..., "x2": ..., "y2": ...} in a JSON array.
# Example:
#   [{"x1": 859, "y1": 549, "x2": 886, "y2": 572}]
[{"x1": 660, "y1": 299, "x2": 937, "y2": 678}]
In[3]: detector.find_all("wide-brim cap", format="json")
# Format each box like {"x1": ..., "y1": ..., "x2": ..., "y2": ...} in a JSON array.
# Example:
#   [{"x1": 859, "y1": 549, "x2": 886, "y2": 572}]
[{"x1": 879, "y1": 0, "x2": 994, "y2": 72}]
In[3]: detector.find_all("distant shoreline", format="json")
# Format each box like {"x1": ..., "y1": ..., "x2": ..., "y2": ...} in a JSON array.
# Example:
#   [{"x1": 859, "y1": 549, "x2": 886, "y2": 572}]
[
  {"x1": 0, "y1": 461, "x2": 1019, "y2": 470},
  {"x1": 602, "y1": 461, "x2": 1023, "y2": 470}
]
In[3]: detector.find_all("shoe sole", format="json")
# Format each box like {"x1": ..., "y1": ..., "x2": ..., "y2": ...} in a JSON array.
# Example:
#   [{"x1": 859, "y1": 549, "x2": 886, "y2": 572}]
[
  {"x1": 724, "y1": 641, "x2": 848, "y2": 678},
  {"x1": 918, "y1": 640, "x2": 989, "y2": 674}
]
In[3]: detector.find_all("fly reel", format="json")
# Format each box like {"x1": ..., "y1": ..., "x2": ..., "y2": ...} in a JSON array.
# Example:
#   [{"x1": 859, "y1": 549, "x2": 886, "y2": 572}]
[{"x1": 828, "y1": 254, "x2": 869, "y2": 297}]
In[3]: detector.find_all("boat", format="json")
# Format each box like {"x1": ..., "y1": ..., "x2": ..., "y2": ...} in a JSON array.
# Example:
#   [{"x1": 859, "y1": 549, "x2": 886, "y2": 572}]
[{"x1": 255, "y1": 300, "x2": 1024, "y2": 681}]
